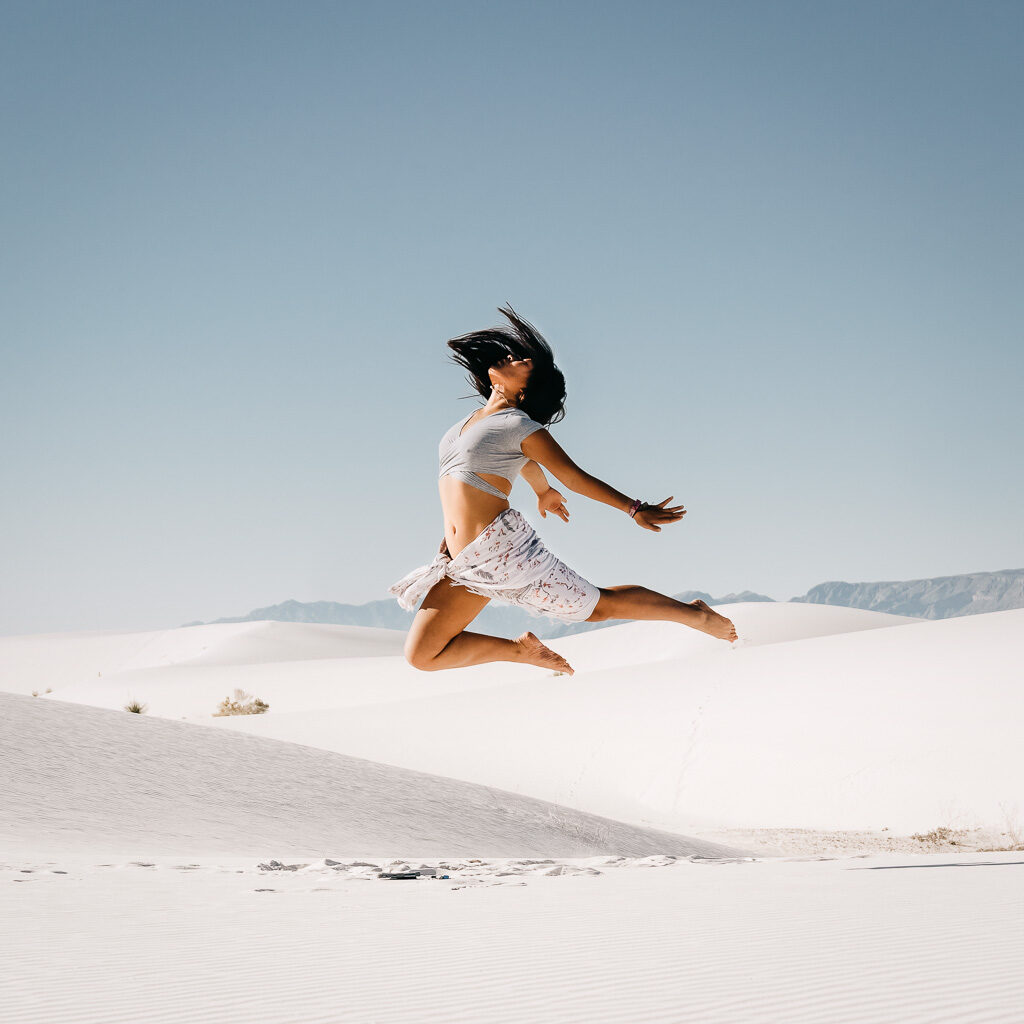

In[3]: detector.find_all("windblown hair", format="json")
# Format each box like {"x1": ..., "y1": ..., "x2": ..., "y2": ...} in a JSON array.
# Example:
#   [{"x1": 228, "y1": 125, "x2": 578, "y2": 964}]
[{"x1": 446, "y1": 304, "x2": 567, "y2": 426}]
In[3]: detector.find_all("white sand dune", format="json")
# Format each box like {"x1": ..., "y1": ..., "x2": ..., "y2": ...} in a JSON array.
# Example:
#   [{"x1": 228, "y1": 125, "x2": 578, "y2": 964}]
[
  {"x1": 193, "y1": 607, "x2": 1020, "y2": 836},
  {"x1": 0, "y1": 689, "x2": 739, "y2": 860},
  {"x1": 0, "y1": 619, "x2": 405, "y2": 696},
  {"x1": 5, "y1": 604, "x2": 1023, "y2": 1024},
  {"x1": 4, "y1": 603, "x2": 1020, "y2": 836},
  {"x1": 551, "y1": 601, "x2": 921, "y2": 672},
  {"x1": 1, "y1": 601, "x2": 916, "y2": 717}
]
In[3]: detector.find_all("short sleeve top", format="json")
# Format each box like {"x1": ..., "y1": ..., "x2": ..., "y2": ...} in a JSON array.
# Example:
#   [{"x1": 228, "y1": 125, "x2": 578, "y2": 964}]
[{"x1": 438, "y1": 407, "x2": 546, "y2": 493}]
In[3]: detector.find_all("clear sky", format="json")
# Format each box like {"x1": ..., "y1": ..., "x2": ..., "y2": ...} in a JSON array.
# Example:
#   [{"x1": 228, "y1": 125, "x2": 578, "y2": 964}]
[{"x1": 2, "y1": 0, "x2": 1021, "y2": 635}]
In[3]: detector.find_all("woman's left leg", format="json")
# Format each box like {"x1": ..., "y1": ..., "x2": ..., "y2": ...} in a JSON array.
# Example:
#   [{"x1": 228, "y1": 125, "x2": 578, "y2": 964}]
[
  {"x1": 586, "y1": 585, "x2": 738, "y2": 641},
  {"x1": 405, "y1": 577, "x2": 574, "y2": 673}
]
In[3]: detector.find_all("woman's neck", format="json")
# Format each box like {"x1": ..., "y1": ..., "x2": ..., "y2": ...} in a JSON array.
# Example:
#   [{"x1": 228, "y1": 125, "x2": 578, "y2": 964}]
[{"x1": 482, "y1": 390, "x2": 519, "y2": 414}]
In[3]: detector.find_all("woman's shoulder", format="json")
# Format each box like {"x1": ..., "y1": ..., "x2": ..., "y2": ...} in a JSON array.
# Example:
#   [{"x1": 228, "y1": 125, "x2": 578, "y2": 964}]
[
  {"x1": 505, "y1": 407, "x2": 545, "y2": 429},
  {"x1": 505, "y1": 408, "x2": 547, "y2": 445}
]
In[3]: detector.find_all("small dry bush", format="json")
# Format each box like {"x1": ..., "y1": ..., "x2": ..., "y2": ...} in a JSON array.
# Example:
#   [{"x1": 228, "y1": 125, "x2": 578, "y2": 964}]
[
  {"x1": 213, "y1": 688, "x2": 270, "y2": 717},
  {"x1": 979, "y1": 803, "x2": 1024, "y2": 852},
  {"x1": 124, "y1": 698, "x2": 148, "y2": 714},
  {"x1": 911, "y1": 826, "x2": 968, "y2": 847}
]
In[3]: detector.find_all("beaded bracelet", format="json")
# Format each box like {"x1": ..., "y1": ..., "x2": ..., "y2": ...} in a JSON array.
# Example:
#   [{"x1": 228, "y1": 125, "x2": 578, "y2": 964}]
[{"x1": 628, "y1": 498, "x2": 643, "y2": 518}]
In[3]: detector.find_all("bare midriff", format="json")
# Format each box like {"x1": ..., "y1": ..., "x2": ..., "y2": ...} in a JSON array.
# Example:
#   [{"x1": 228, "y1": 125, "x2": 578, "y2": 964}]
[{"x1": 439, "y1": 473, "x2": 513, "y2": 559}]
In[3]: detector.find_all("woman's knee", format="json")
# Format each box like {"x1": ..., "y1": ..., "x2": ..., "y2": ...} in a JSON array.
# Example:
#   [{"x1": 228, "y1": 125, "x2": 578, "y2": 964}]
[
  {"x1": 404, "y1": 638, "x2": 440, "y2": 672},
  {"x1": 405, "y1": 650, "x2": 439, "y2": 672},
  {"x1": 586, "y1": 588, "x2": 617, "y2": 622},
  {"x1": 585, "y1": 585, "x2": 645, "y2": 622}
]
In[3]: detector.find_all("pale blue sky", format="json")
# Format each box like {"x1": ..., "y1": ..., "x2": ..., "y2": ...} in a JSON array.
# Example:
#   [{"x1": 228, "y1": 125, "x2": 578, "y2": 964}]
[{"x1": 2, "y1": 0, "x2": 1021, "y2": 635}]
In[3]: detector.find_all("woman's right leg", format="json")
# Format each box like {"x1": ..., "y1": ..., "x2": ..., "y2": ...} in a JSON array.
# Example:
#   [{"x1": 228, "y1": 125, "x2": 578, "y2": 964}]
[
  {"x1": 586, "y1": 585, "x2": 738, "y2": 641},
  {"x1": 404, "y1": 579, "x2": 574, "y2": 673}
]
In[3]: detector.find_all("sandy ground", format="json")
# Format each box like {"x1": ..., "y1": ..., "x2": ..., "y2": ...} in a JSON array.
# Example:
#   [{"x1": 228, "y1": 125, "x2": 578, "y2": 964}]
[
  {"x1": 4, "y1": 851, "x2": 1023, "y2": 1024},
  {"x1": 691, "y1": 825, "x2": 1024, "y2": 857},
  {"x1": 3, "y1": 605, "x2": 1022, "y2": 1022}
]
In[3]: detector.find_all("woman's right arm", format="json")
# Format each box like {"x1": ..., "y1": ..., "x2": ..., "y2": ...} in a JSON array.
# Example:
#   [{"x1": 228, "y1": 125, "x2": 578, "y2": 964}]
[{"x1": 521, "y1": 430, "x2": 688, "y2": 533}]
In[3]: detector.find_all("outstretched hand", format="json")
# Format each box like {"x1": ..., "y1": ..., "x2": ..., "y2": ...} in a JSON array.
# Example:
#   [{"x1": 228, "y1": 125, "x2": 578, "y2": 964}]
[
  {"x1": 634, "y1": 496, "x2": 687, "y2": 532},
  {"x1": 537, "y1": 487, "x2": 570, "y2": 522}
]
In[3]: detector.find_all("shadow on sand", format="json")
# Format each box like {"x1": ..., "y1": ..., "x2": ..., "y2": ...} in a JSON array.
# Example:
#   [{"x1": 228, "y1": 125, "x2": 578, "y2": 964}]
[{"x1": 849, "y1": 860, "x2": 1024, "y2": 871}]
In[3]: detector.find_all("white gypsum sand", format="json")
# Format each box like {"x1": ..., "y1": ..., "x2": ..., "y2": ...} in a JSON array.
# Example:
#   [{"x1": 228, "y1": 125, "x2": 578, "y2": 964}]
[
  {"x1": 0, "y1": 689, "x2": 740, "y2": 860},
  {"x1": 4, "y1": 604, "x2": 1022, "y2": 843},
  {"x1": 2, "y1": 603, "x2": 1022, "y2": 1023},
  {"x1": 4, "y1": 851, "x2": 1024, "y2": 1024}
]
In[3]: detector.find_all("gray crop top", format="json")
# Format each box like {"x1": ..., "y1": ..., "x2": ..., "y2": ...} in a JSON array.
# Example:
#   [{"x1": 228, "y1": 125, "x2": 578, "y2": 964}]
[{"x1": 438, "y1": 406, "x2": 546, "y2": 500}]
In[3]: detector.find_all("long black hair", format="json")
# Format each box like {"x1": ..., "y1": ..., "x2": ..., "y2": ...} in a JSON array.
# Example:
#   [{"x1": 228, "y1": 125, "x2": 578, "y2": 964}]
[{"x1": 446, "y1": 304, "x2": 567, "y2": 426}]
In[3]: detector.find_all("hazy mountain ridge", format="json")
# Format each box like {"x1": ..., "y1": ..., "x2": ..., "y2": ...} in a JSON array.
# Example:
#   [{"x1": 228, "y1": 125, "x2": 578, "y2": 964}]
[
  {"x1": 186, "y1": 569, "x2": 1024, "y2": 638},
  {"x1": 791, "y1": 568, "x2": 1024, "y2": 620},
  {"x1": 675, "y1": 590, "x2": 775, "y2": 606},
  {"x1": 184, "y1": 591, "x2": 773, "y2": 640},
  {"x1": 184, "y1": 598, "x2": 412, "y2": 631}
]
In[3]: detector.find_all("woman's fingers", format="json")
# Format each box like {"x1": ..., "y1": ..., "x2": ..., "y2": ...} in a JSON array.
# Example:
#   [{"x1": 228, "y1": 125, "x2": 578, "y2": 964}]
[
  {"x1": 636, "y1": 497, "x2": 688, "y2": 531},
  {"x1": 648, "y1": 497, "x2": 687, "y2": 515}
]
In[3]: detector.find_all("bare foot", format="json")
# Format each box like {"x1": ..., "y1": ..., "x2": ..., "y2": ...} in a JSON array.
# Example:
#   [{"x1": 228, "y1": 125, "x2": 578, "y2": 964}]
[
  {"x1": 690, "y1": 600, "x2": 739, "y2": 642},
  {"x1": 513, "y1": 632, "x2": 574, "y2": 675}
]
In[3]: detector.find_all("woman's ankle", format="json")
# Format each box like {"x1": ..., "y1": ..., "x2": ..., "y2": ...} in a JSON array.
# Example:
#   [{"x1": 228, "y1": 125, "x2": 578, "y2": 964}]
[{"x1": 686, "y1": 601, "x2": 710, "y2": 627}]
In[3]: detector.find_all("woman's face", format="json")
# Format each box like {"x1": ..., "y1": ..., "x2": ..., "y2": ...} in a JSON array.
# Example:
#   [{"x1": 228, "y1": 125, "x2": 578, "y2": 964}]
[{"x1": 488, "y1": 352, "x2": 533, "y2": 399}]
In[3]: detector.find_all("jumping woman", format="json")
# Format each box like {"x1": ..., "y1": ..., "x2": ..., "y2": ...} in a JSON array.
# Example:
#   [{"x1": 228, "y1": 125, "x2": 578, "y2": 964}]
[{"x1": 389, "y1": 305, "x2": 739, "y2": 676}]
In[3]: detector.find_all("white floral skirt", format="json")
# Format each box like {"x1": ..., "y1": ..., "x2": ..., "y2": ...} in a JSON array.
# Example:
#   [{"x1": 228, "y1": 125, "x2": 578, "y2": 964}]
[{"x1": 388, "y1": 508, "x2": 601, "y2": 624}]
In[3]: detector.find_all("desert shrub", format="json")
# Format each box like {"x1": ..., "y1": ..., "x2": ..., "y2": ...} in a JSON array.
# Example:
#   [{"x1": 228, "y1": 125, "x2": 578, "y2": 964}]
[
  {"x1": 911, "y1": 826, "x2": 967, "y2": 846},
  {"x1": 1000, "y1": 802, "x2": 1023, "y2": 848},
  {"x1": 213, "y1": 688, "x2": 270, "y2": 717},
  {"x1": 124, "y1": 699, "x2": 148, "y2": 714},
  {"x1": 979, "y1": 803, "x2": 1024, "y2": 852}
]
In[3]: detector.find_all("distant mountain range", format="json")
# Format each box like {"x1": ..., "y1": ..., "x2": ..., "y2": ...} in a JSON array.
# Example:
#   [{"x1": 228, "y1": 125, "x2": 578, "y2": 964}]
[
  {"x1": 791, "y1": 568, "x2": 1024, "y2": 620},
  {"x1": 184, "y1": 569, "x2": 1023, "y2": 639},
  {"x1": 182, "y1": 590, "x2": 774, "y2": 640}
]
